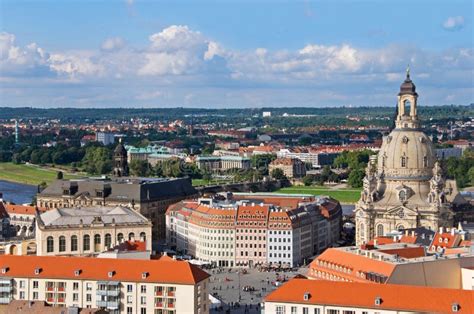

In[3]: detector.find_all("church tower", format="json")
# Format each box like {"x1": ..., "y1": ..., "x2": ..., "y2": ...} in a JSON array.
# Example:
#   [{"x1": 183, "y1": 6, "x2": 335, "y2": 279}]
[
  {"x1": 355, "y1": 69, "x2": 455, "y2": 245},
  {"x1": 113, "y1": 139, "x2": 129, "y2": 177}
]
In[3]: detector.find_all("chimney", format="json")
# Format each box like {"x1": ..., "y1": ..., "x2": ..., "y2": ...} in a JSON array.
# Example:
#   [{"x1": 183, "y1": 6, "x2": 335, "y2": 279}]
[
  {"x1": 451, "y1": 228, "x2": 455, "y2": 236},
  {"x1": 439, "y1": 227, "x2": 443, "y2": 233},
  {"x1": 411, "y1": 231, "x2": 415, "y2": 237}
]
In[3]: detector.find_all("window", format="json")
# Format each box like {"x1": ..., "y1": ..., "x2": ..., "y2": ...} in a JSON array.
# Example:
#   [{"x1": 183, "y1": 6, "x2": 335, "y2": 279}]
[
  {"x1": 94, "y1": 234, "x2": 101, "y2": 245},
  {"x1": 105, "y1": 233, "x2": 112, "y2": 248},
  {"x1": 83, "y1": 235, "x2": 90, "y2": 251},
  {"x1": 71, "y1": 235, "x2": 78, "y2": 251},
  {"x1": 376, "y1": 224, "x2": 384, "y2": 237},
  {"x1": 47, "y1": 236, "x2": 54, "y2": 253},
  {"x1": 86, "y1": 294, "x2": 92, "y2": 302},
  {"x1": 117, "y1": 233, "x2": 124, "y2": 242},
  {"x1": 276, "y1": 306, "x2": 286, "y2": 314},
  {"x1": 19, "y1": 280, "x2": 25, "y2": 288},
  {"x1": 140, "y1": 232, "x2": 146, "y2": 242},
  {"x1": 314, "y1": 310, "x2": 320, "y2": 314},
  {"x1": 73, "y1": 282, "x2": 79, "y2": 290},
  {"x1": 59, "y1": 236, "x2": 66, "y2": 252},
  {"x1": 141, "y1": 285, "x2": 146, "y2": 293},
  {"x1": 401, "y1": 156, "x2": 407, "y2": 168},
  {"x1": 127, "y1": 308, "x2": 133, "y2": 314},
  {"x1": 343, "y1": 311, "x2": 355, "y2": 314},
  {"x1": 291, "y1": 306, "x2": 297, "y2": 314},
  {"x1": 423, "y1": 155, "x2": 428, "y2": 167},
  {"x1": 127, "y1": 295, "x2": 133, "y2": 304},
  {"x1": 140, "y1": 308, "x2": 146, "y2": 314},
  {"x1": 141, "y1": 296, "x2": 146, "y2": 305},
  {"x1": 73, "y1": 293, "x2": 79, "y2": 301},
  {"x1": 86, "y1": 283, "x2": 92, "y2": 291},
  {"x1": 327, "y1": 310, "x2": 340, "y2": 314},
  {"x1": 127, "y1": 284, "x2": 133, "y2": 293},
  {"x1": 303, "y1": 308, "x2": 309, "y2": 314},
  {"x1": 129, "y1": 232, "x2": 135, "y2": 241},
  {"x1": 33, "y1": 281, "x2": 38, "y2": 289},
  {"x1": 19, "y1": 291, "x2": 25, "y2": 299},
  {"x1": 33, "y1": 292, "x2": 38, "y2": 300}
]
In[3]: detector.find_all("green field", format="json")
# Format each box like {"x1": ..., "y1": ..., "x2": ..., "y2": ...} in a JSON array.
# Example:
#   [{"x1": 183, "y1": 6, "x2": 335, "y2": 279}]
[
  {"x1": 0, "y1": 162, "x2": 78, "y2": 185},
  {"x1": 274, "y1": 186, "x2": 362, "y2": 204}
]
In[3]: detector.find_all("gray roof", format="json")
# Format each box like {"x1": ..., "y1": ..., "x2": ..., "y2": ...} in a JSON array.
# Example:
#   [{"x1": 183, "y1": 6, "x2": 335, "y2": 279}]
[
  {"x1": 39, "y1": 177, "x2": 197, "y2": 203},
  {"x1": 38, "y1": 206, "x2": 150, "y2": 228}
]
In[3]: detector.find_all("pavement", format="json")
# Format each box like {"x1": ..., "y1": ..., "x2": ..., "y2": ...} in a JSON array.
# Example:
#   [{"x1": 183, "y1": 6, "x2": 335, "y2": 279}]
[{"x1": 208, "y1": 266, "x2": 307, "y2": 314}]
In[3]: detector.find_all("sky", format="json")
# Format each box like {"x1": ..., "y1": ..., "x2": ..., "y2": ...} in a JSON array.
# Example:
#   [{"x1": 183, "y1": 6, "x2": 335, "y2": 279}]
[{"x1": 0, "y1": 0, "x2": 472, "y2": 108}]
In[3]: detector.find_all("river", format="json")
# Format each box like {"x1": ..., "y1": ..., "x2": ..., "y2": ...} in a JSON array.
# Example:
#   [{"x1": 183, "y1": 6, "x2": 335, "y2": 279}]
[{"x1": 0, "y1": 180, "x2": 37, "y2": 205}]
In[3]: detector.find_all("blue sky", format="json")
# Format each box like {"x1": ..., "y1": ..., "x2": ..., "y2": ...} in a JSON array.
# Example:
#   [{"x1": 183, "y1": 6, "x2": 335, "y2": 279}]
[{"x1": 0, "y1": 0, "x2": 472, "y2": 108}]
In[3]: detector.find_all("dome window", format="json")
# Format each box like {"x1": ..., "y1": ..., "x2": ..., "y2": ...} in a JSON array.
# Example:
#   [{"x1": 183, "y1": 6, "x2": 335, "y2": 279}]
[
  {"x1": 401, "y1": 156, "x2": 407, "y2": 168},
  {"x1": 423, "y1": 156, "x2": 428, "y2": 168}
]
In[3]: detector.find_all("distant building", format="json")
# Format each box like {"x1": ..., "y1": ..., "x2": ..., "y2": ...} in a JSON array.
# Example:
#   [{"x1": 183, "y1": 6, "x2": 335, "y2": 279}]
[
  {"x1": 3, "y1": 204, "x2": 48, "y2": 238},
  {"x1": 166, "y1": 193, "x2": 342, "y2": 267},
  {"x1": 36, "y1": 177, "x2": 197, "y2": 243},
  {"x1": 269, "y1": 158, "x2": 306, "y2": 178},
  {"x1": 436, "y1": 147, "x2": 463, "y2": 159},
  {"x1": 95, "y1": 132, "x2": 115, "y2": 146},
  {"x1": 112, "y1": 141, "x2": 128, "y2": 177},
  {"x1": 35, "y1": 206, "x2": 152, "y2": 257},
  {"x1": 0, "y1": 255, "x2": 210, "y2": 313},
  {"x1": 264, "y1": 277, "x2": 472, "y2": 314},
  {"x1": 277, "y1": 148, "x2": 339, "y2": 168},
  {"x1": 262, "y1": 111, "x2": 271, "y2": 117},
  {"x1": 195, "y1": 155, "x2": 251, "y2": 172}
]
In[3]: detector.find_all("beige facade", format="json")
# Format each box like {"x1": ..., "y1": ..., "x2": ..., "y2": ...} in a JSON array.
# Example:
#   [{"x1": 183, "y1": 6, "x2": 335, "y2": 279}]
[
  {"x1": 269, "y1": 158, "x2": 306, "y2": 178},
  {"x1": 35, "y1": 206, "x2": 152, "y2": 256},
  {"x1": 355, "y1": 72, "x2": 455, "y2": 245}
]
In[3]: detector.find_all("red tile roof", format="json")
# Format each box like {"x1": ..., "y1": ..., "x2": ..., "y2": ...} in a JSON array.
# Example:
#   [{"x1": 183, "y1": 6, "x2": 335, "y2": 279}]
[
  {"x1": 265, "y1": 278, "x2": 473, "y2": 313},
  {"x1": 0, "y1": 255, "x2": 209, "y2": 285},
  {"x1": 4, "y1": 204, "x2": 48, "y2": 216}
]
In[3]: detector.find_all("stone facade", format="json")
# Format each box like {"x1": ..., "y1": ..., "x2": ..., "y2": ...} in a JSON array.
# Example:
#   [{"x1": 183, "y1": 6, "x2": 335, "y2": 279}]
[{"x1": 355, "y1": 71, "x2": 456, "y2": 245}]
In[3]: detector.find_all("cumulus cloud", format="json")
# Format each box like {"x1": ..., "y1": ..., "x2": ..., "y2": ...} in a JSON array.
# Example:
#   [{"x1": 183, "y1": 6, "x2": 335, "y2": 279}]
[
  {"x1": 443, "y1": 16, "x2": 465, "y2": 31},
  {"x1": 101, "y1": 37, "x2": 125, "y2": 51},
  {"x1": 49, "y1": 52, "x2": 104, "y2": 78}
]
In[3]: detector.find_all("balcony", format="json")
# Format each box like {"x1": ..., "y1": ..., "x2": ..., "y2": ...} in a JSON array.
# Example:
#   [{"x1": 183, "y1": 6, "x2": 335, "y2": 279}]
[
  {"x1": 96, "y1": 290, "x2": 108, "y2": 296},
  {"x1": 155, "y1": 291, "x2": 163, "y2": 296},
  {"x1": 46, "y1": 287, "x2": 54, "y2": 292},
  {"x1": 107, "y1": 289, "x2": 120, "y2": 297},
  {"x1": 57, "y1": 298, "x2": 65, "y2": 303},
  {"x1": 107, "y1": 301, "x2": 120, "y2": 310},
  {"x1": 0, "y1": 286, "x2": 12, "y2": 293},
  {"x1": 0, "y1": 296, "x2": 11, "y2": 304},
  {"x1": 155, "y1": 302, "x2": 163, "y2": 308},
  {"x1": 46, "y1": 298, "x2": 54, "y2": 303},
  {"x1": 96, "y1": 300, "x2": 108, "y2": 308},
  {"x1": 168, "y1": 303, "x2": 175, "y2": 308}
]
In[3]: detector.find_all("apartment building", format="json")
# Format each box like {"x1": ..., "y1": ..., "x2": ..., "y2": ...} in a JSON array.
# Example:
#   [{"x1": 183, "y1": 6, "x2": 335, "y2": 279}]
[
  {"x1": 269, "y1": 158, "x2": 306, "y2": 178},
  {"x1": 166, "y1": 193, "x2": 342, "y2": 267},
  {"x1": 0, "y1": 255, "x2": 210, "y2": 314},
  {"x1": 264, "y1": 277, "x2": 472, "y2": 314}
]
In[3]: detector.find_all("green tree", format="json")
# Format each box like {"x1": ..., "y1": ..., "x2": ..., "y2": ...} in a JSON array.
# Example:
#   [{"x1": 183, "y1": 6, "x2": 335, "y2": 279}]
[
  {"x1": 81, "y1": 146, "x2": 113, "y2": 175},
  {"x1": 271, "y1": 168, "x2": 286, "y2": 180},
  {"x1": 130, "y1": 160, "x2": 151, "y2": 177},
  {"x1": 302, "y1": 175, "x2": 313, "y2": 186},
  {"x1": 251, "y1": 154, "x2": 276, "y2": 176},
  {"x1": 348, "y1": 168, "x2": 365, "y2": 188},
  {"x1": 56, "y1": 171, "x2": 64, "y2": 179}
]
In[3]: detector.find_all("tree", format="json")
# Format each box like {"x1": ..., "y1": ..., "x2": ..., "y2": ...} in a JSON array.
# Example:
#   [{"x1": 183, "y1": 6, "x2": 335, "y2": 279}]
[
  {"x1": 202, "y1": 171, "x2": 212, "y2": 183},
  {"x1": 130, "y1": 160, "x2": 151, "y2": 177},
  {"x1": 302, "y1": 175, "x2": 313, "y2": 186},
  {"x1": 251, "y1": 154, "x2": 276, "y2": 176},
  {"x1": 271, "y1": 168, "x2": 286, "y2": 180},
  {"x1": 81, "y1": 146, "x2": 113, "y2": 175},
  {"x1": 348, "y1": 168, "x2": 365, "y2": 188},
  {"x1": 56, "y1": 171, "x2": 64, "y2": 179}
]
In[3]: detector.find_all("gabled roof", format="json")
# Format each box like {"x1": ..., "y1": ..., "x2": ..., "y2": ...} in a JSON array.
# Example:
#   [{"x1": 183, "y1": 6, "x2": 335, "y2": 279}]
[
  {"x1": 4, "y1": 204, "x2": 48, "y2": 216},
  {"x1": 265, "y1": 278, "x2": 472, "y2": 313},
  {"x1": 0, "y1": 255, "x2": 210, "y2": 285}
]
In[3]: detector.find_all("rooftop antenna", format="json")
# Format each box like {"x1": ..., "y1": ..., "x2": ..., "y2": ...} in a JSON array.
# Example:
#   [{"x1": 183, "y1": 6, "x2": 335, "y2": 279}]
[{"x1": 406, "y1": 64, "x2": 410, "y2": 79}]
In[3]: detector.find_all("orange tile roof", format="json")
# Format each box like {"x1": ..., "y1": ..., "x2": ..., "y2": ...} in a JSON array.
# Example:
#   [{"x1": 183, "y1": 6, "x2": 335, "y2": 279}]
[
  {"x1": 4, "y1": 204, "x2": 48, "y2": 216},
  {"x1": 111, "y1": 240, "x2": 147, "y2": 252},
  {"x1": 308, "y1": 248, "x2": 395, "y2": 282},
  {"x1": 265, "y1": 278, "x2": 473, "y2": 313},
  {"x1": 430, "y1": 232, "x2": 461, "y2": 251},
  {"x1": 0, "y1": 255, "x2": 209, "y2": 285},
  {"x1": 377, "y1": 247, "x2": 425, "y2": 259}
]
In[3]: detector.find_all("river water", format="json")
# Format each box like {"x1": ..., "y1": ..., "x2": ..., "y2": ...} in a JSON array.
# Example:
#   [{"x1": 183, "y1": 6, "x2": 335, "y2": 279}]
[{"x1": 0, "y1": 180, "x2": 37, "y2": 204}]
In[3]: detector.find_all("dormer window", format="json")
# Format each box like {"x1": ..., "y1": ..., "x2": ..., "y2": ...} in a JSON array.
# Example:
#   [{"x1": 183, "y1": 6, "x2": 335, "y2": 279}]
[
  {"x1": 141, "y1": 272, "x2": 149, "y2": 279},
  {"x1": 303, "y1": 292, "x2": 310, "y2": 300},
  {"x1": 74, "y1": 270, "x2": 81, "y2": 276},
  {"x1": 108, "y1": 271, "x2": 115, "y2": 278},
  {"x1": 34, "y1": 268, "x2": 42, "y2": 275},
  {"x1": 1, "y1": 267, "x2": 8, "y2": 274},
  {"x1": 375, "y1": 297, "x2": 382, "y2": 306},
  {"x1": 423, "y1": 155, "x2": 428, "y2": 168},
  {"x1": 452, "y1": 303, "x2": 460, "y2": 312}
]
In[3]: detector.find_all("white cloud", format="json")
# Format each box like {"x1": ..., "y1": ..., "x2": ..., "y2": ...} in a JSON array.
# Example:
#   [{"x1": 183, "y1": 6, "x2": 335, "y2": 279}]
[
  {"x1": 135, "y1": 90, "x2": 163, "y2": 100},
  {"x1": 48, "y1": 52, "x2": 104, "y2": 78},
  {"x1": 443, "y1": 16, "x2": 465, "y2": 31},
  {"x1": 101, "y1": 37, "x2": 125, "y2": 51}
]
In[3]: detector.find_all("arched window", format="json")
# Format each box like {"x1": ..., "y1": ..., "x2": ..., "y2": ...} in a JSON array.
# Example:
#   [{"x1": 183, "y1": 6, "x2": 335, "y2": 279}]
[
  {"x1": 423, "y1": 155, "x2": 428, "y2": 168},
  {"x1": 71, "y1": 235, "x2": 78, "y2": 251},
  {"x1": 397, "y1": 225, "x2": 405, "y2": 231},
  {"x1": 401, "y1": 156, "x2": 407, "y2": 168},
  {"x1": 94, "y1": 234, "x2": 101, "y2": 252},
  {"x1": 359, "y1": 223, "x2": 365, "y2": 240},
  {"x1": 47, "y1": 236, "x2": 54, "y2": 253},
  {"x1": 117, "y1": 233, "x2": 124, "y2": 243},
  {"x1": 128, "y1": 232, "x2": 135, "y2": 241},
  {"x1": 83, "y1": 235, "x2": 90, "y2": 251},
  {"x1": 403, "y1": 99, "x2": 411, "y2": 116},
  {"x1": 140, "y1": 232, "x2": 146, "y2": 242},
  {"x1": 105, "y1": 234, "x2": 112, "y2": 248},
  {"x1": 376, "y1": 225, "x2": 384, "y2": 237},
  {"x1": 59, "y1": 236, "x2": 66, "y2": 252}
]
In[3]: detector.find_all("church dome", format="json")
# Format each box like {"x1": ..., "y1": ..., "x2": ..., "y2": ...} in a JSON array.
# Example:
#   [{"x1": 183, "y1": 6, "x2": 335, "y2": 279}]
[{"x1": 378, "y1": 129, "x2": 436, "y2": 180}]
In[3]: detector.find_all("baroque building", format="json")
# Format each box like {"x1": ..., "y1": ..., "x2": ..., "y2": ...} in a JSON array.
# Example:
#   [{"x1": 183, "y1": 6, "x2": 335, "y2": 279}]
[{"x1": 355, "y1": 70, "x2": 456, "y2": 245}]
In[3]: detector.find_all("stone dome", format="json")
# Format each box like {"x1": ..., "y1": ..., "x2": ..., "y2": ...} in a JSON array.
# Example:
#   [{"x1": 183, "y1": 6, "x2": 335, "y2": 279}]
[{"x1": 378, "y1": 129, "x2": 436, "y2": 181}]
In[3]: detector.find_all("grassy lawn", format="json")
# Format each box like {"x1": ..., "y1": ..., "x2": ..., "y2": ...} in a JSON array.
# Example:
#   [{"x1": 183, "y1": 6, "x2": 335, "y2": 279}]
[
  {"x1": 0, "y1": 162, "x2": 78, "y2": 186},
  {"x1": 274, "y1": 186, "x2": 362, "y2": 204},
  {"x1": 192, "y1": 178, "x2": 233, "y2": 186}
]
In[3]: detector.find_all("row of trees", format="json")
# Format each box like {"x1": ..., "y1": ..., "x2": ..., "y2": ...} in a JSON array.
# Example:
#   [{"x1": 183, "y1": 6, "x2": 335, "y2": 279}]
[
  {"x1": 129, "y1": 158, "x2": 202, "y2": 179},
  {"x1": 442, "y1": 150, "x2": 474, "y2": 188}
]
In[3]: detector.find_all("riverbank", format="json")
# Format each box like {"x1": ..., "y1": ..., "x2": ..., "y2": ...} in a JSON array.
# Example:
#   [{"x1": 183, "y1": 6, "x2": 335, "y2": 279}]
[{"x1": 0, "y1": 162, "x2": 78, "y2": 185}]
